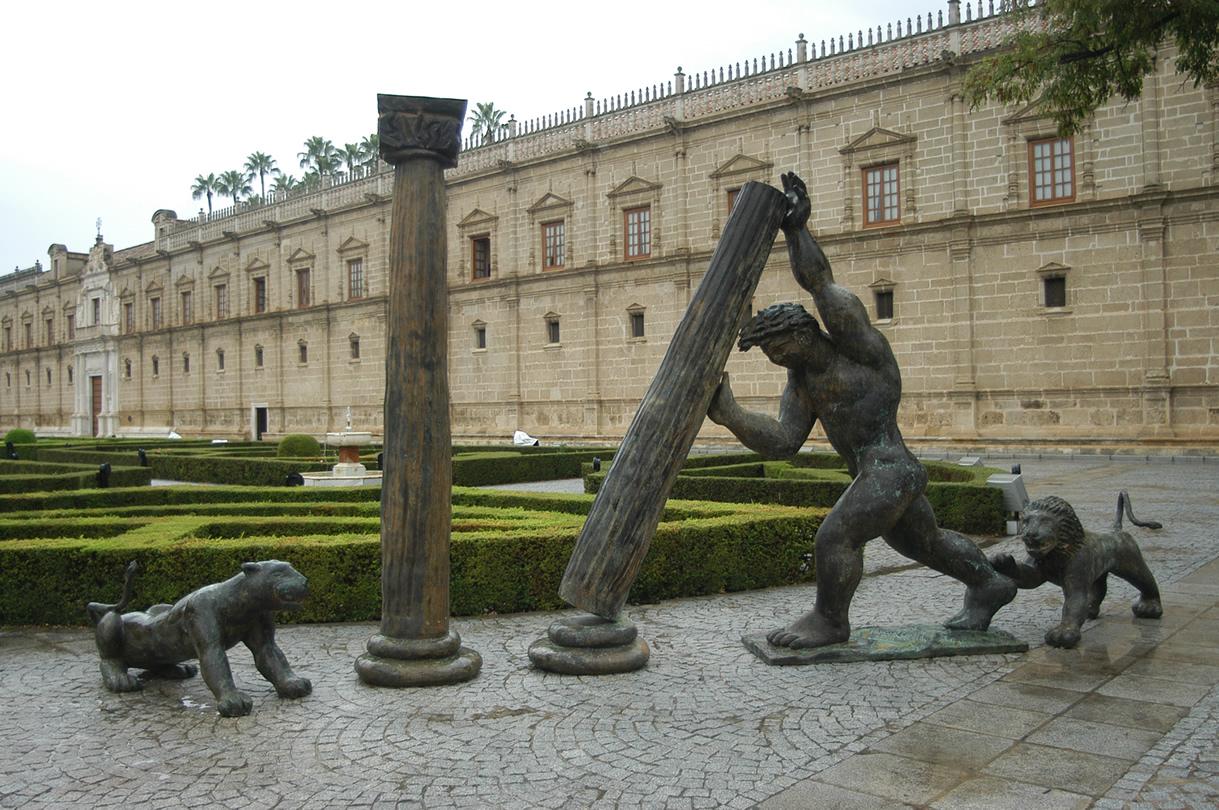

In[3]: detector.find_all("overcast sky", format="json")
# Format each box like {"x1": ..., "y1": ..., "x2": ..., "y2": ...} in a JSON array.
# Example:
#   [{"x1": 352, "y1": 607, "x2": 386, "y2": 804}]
[{"x1": 1, "y1": 0, "x2": 927, "y2": 273}]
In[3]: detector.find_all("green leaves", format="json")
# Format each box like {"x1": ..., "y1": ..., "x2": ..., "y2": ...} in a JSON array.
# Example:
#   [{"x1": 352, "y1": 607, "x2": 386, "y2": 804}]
[{"x1": 965, "y1": 0, "x2": 1219, "y2": 135}]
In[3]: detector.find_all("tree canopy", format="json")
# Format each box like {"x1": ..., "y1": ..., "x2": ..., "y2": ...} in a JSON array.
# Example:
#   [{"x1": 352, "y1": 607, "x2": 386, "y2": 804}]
[{"x1": 965, "y1": 0, "x2": 1219, "y2": 135}]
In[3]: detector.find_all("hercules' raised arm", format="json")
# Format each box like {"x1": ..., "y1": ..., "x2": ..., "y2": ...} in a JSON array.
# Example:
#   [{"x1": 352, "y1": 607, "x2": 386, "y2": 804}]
[{"x1": 780, "y1": 172, "x2": 885, "y2": 366}]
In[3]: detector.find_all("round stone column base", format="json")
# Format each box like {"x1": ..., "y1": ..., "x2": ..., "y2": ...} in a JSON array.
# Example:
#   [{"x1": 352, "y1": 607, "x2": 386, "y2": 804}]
[
  {"x1": 528, "y1": 614, "x2": 649, "y2": 675},
  {"x1": 356, "y1": 630, "x2": 481, "y2": 687}
]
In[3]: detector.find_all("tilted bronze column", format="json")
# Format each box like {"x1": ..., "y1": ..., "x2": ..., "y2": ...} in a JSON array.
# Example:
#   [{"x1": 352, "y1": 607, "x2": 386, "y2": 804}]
[{"x1": 355, "y1": 94, "x2": 481, "y2": 687}]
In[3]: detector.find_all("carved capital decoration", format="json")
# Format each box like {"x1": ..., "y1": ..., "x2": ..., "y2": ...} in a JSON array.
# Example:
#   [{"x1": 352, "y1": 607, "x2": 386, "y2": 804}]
[{"x1": 377, "y1": 95, "x2": 466, "y2": 168}]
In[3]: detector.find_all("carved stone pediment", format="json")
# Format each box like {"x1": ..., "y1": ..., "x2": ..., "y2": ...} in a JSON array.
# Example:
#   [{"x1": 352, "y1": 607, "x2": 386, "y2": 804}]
[
  {"x1": 607, "y1": 176, "x2": 662, "y2": 199},
  {"x1": 286, "y1": 247, "x2": 315, "y2": 265},
  {"x1": 527, "y1": 193, "x2": 574, "y2": 215},
  {"x1": 840, "y1": 127, "x2": 916, "y2": 155},
  {"x1": 244, "y1": 257, "x2": 270, "y2": 274},
  {"x1": 1036, "y1": 261, "x2": 1071, "y2": 276},
  {"x1": 1003, "y1": 99, "x2": 1054, "y2": 126},
  {"x1": 711, "y1": 153, "x2": 774, "y2": 179},
  {"x1": 207, "y1": 265, "x2": 230, "y2": 281},
  {"x1": 458, "y1": 208, "x2": 498, "y2": 231},
  {"x1": 868, "y1": 277, "x2": 897, "y2": 289},
  {"x1": 337, "y1": 236, "x2": 369, "y2": 254}
]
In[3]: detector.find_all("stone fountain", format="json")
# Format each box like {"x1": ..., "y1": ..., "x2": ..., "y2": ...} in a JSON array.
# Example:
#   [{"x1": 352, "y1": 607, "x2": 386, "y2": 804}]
[{"x1": 301, "y1": 408, "x2": 382, "y2": 488}]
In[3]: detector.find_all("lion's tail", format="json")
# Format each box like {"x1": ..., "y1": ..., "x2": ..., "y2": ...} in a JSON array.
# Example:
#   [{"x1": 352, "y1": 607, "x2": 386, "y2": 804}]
[
  {"x1": 86, "y1": 561, "x2": 140, "y2": 623},
  {"x1": 1114, "y1": 491, "x2": 1162, "y2": 532}
]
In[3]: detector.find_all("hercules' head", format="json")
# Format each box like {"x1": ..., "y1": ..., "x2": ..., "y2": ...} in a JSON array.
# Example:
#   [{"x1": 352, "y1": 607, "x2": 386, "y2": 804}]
[{"x1": 738, "y1": 303, "x2": 827, "y2": 369}]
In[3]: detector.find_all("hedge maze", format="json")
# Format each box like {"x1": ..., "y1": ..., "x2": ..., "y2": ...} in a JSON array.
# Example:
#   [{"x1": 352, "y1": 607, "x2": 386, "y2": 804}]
[{"x1": 0, "y1": 484, "x2": 822, "y2": 626}]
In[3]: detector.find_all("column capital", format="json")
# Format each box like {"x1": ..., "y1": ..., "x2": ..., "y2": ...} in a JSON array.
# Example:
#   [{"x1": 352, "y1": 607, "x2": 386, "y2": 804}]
[{"x1": 377, "y1": 95, "x2": 467, "y2": 168}]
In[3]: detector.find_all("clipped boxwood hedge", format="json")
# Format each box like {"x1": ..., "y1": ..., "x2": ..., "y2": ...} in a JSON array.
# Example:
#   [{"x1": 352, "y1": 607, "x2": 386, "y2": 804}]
[
  {"x1": 3, "y1": 428, "x2": 36, "y2": 445},
  {"x1": 585, "y1": 453, "x2": 1005, "y2": 535},
  {"x1": 0, "y1": 459, "x2": 151, "y2": 494},
  {"x1": 0, "y1": 485, "x2": 822, "y2": 626}
]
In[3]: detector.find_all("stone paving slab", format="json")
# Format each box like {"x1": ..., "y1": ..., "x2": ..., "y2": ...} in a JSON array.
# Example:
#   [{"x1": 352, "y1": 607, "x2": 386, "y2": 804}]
[{"x1": 1, "y1": 456, "x2": 1217, "y2": 808}]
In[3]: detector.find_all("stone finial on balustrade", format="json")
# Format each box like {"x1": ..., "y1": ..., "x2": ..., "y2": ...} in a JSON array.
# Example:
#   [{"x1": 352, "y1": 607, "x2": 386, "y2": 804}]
[
  {"x1": 948, "y1": 0, "x2": 961, "y2": 25},
  {"x1": 674, "y1": 68, "x2": 685, "y2": 94},
  {"x1": 796, "y1": 33, "x2": 808, "y2": 63},
  {"x1": 584, "y1": 93, "x2": 595, "y2": 117},
  {"x1": 508, "y1": 115, "x2": 518, "y2": 138}
]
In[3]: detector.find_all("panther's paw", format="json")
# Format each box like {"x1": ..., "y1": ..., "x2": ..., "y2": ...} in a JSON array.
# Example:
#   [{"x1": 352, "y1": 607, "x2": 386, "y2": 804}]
[
  {"x1": 217, "y1": 691, "x2": 253, "y2": 717},
  {"x1": 104, "y1": 671, "x2": 144, "y2": 693},
  {"x1": 276, "y1": 677, "x2": 312, "y2": 699},
  {"x1": 1133, "y1": 598, "x2": 1163, "y2": 619},
  {"x1": 1045, "y1": 625, "x2": 1081, "y2": 649}
]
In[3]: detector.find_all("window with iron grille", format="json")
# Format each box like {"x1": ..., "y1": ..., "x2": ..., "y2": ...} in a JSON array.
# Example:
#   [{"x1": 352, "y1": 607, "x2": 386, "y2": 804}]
[
  {"x1": 296, "y1": 269, "x2": 311, "y2": 308},
  {"x1": 875, "y1": 290, "x2": 894, "y2": 320},
  {"x1": 254, "y1": 345, "x2": 264, "y2": 367},
  {"x1": 474, "y1": 324, "x2": 487, "y2": 349},
  {"x1": 217, "y1": 349, "x2": 225, "y2": 371},
  {"x1": 214, "y1": 284, "x2": 229, "y2": 319},
  {"x1": 149, "y1": 298, "x2": 161, "y2": 330},
  {"x1": 46, "y1": 318, "x2": 54, "y2": 345},
  {"x1": 1044, "y1": 276, "x2": 1067, "y2": 308},
  {"x1": 253, "y1": 277, "x2": 268, "y2": 314},
  {"x1": 181, "y1": 291, "x2": 193, "y2": 325},
  {"x1": 630, "y1": 311, "x2": 645, "y2": 338},
  {"x1": 182, "y1": 352, "x2": 190, "y2": 373},
  {"x1": 123, "y1": 303, "x2": 133, "y2": 334},
  {"x1": 546, "y1": 318, "x2": 560, "y2": 344},
  {"x1": 350, "y1": 336, "x2": 360, "y2": 360}
]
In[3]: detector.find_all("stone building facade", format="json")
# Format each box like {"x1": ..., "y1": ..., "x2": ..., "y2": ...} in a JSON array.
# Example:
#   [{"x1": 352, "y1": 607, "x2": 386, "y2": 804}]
[{"x1": 3, "y1": 2, "x2": 1218, "y2": 447}]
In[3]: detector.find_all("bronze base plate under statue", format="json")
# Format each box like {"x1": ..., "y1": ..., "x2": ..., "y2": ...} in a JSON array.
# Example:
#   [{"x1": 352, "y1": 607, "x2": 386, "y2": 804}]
[
  {"x1": 742, "y1": 624, "x2": 1027, "y2": 666},
  {"x1": 356, "y1": 631, "x2": 481, "y2": 687},
  {"x1": 528, "y1": 614, "x2": 649, "y2": 675}
]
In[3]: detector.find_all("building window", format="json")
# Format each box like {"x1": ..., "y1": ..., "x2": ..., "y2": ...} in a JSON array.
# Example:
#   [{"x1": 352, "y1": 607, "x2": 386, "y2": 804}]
[
  {"x1": 2, "y1": 326, "x2": 10, "y2": 351},
  {"x1": 25, "y1": 370, "x2": 30, "y2": 386},
  {"x1": 875, "y1": 290, "x2": 894, "y2": 320},
  {"x1": 624, "y1": 206, "x2": 651, "y2": 259},
  {"x1": 45, "y1": 318, "x2": 54, "y2": 345},
  {"x1": 1043, "y1": 276, "x2": 1067, "y2": 308},
  {"x1": 349, "y1": 335, "x2": 360, "y2": 360},
  {"x1": 151, "y1": 356, "x2": 159, "y2": 377},
  {"x1": 348, "y1": 259, "x2": 365, "y2": 299},
  {"x1": 298, "y1": 341, "x2": 308, "y2": 364},
  {"x1": 180, "y1": 291, "x2": 193, "y2": 325},
  {"x1": 296, "y1": 269, "x2": 311, "y2": 308},
  {"x1": 629, "y1": 310, "x2": 645, "y2": 338},
  {"x1": 24, "y1": 322, "x2": 32, "y2": 349},
  {"x1": 254, "y1": 345, "x2": 264, "y2": 367},
  {"x1": 215, "y1": 284, "x2": 229, "y2": 319},
  {"x1": 863, "y1": 163, "x2": 900, "y2": 226},
  {"x1": 149, "y1": 297, "x2": 162, "y2": 330},
  {"x1": 474, "y1": 323, "x2": 487, "y2": 350},
  {"x1": 182, "y1": 352, "x2": 190, "y2": 374},
  {"x1": 67, "y1": 367, "x2": 73, "y2": 384},
  {"x1": 6, "y1": 372, "x2": 11, "y2": 386},
  {"x1": 216, "y1": 349, "x2": 225, "y2": 371},
  {"x1": 1029, "y1": 136, "x2": 1074, "y2": 206},
  {"x1": 45, "y1": 368, "x2": 51, "y2": 385},
  {"x1": 123, "y1": 302, "x2": 134, "y2": 334},
  {"x1": 66, "y1": 314, "x2": 75, "y2": 340},
  {"x1": 546, "y1": 317, "x2": 561, "y2": 345},
  {"x1": 542, "y1": 221, "x2": 565, "y2": 270},
  {"x1": 253, "y1": 277, "x2": 267, "y2": 314},
  {"x1": 124, "y1": 359, "x2": 132, "y2": 379},
  {"x1": 92, "y1": 297, "x2": 101, "y2": 325},
  {"x1": 471, "y1": 236, "x2": 491, "y2": 279},
  {"x1": 727, "y1": 188, "x2": 740, "y2": 214}
]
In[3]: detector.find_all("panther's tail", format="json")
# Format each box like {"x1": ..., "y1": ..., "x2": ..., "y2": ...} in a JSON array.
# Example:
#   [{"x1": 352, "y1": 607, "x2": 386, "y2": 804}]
[
  {"x1": 1114, "y1": 491, "x2": 1162, "y2": 532},
  {"x1": 85, "y1": 560, "x2": 140, "y2": 623}
]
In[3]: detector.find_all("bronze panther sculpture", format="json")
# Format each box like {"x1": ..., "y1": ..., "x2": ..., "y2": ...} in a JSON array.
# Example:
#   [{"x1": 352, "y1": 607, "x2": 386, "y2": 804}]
[
  {"x1": 86, "y1": 560, "x2": 312, "y2": 716},
  {"x1": 990, "y1": 491, "x2": 1162, "y2": 649}
]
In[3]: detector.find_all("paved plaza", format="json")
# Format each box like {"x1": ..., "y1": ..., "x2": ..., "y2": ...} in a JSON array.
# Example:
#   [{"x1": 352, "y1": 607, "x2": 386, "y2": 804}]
[{"x1": 2, "y1": 456, "x2": 1218, "y2": 808}]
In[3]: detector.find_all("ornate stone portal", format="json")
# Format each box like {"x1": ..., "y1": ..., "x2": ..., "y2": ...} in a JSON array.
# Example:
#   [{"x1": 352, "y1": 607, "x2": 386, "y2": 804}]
[{"x1": 355, "y1": 95, "x2": 480, "y2": 687}]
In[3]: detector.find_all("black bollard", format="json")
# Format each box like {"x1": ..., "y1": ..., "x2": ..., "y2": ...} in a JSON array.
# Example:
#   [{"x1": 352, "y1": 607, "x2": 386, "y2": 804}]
[
  {"x1": 1011, "y1": 464, "x2": 1021, "y2": 475},
  {"x1": 285, "y1": 472, "x2": 304, "y2": 486},
  {"x1": 137, "y1": 448, "x2": 148, "y2": 467},
  {"x1": 5, "y1": 441, "x2": 16, "y2": 460},
  {"x1": 97, "y1": 463, "x2": 111, "y2": 489},
  {"x1": 592, "y1": 457, "x2": 601, "y2": 472},
  {"x1": 377, "y1": 452, "x2": 384, "y2": 471}
]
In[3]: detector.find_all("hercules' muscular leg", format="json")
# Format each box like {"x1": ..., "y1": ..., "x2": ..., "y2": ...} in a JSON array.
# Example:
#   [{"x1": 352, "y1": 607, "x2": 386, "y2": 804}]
[
  {"x1": 883, "y1": 496, "x2": 1016, "y2": 631},
  {"x1": 768, "y1": 469, "x2": 919, "y2": 648}
]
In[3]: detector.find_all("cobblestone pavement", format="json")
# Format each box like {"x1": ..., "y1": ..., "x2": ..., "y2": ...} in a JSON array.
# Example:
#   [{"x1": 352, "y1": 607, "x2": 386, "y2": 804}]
[{"x1": 2, "y1": 457, "x2": 1217, "y2": 808}]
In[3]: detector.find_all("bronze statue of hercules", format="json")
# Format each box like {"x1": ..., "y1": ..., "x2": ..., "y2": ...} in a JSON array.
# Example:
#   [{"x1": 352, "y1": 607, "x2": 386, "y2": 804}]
[{"x1": 708, "y1": 172, "x2": 1017, "y2": 649}]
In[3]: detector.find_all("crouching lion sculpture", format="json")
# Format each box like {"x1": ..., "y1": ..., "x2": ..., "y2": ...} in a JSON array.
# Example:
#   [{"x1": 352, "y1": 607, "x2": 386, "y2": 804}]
[
  {"x1": 990, "y1": 491, "x2": 1163, "y2": 649},
  {"x1": 86, "y1": 559, "x2": 312, "y2": 717}
]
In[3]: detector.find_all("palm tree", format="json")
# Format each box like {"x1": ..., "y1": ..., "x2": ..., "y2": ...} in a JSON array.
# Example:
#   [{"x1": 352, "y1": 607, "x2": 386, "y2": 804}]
[
  {"x1": 338, "y1": 143, "x2": 363, "y2": 176},
  {"x1": 191, "y1": 173, "x2": 220, "y2": 216},
  {"x1": 243, "y1": 152, "x2": 278, "y2": 199},
  {"x1": 298, "y1": 136, "x2": 339, "y2": 177},
  {"x1": 215, "y1": 169, "x2": 253, "y2": 206},
  {"x1": 272, "y1": 173, "x2": 300, "y2": 194},
  {"x1": 469, "y1": 102, "x2": 507, "y2": 145},
  {"x1": 359, "y1": 133, "x2": 379, "y2": 167}
]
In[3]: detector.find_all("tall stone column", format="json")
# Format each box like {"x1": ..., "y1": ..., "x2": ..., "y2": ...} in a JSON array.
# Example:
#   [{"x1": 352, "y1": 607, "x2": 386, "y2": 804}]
[{"x1": 355, "y1": 94, "x2": 481, "y2": 687}]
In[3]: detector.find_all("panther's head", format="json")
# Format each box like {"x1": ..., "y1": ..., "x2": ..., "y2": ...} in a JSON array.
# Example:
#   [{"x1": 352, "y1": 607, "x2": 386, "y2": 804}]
[
  {"x1": 1020, "y1": 495, "x2": 1086, "y2": 561},
  {"x1": 241, "y1": 560, "x2": 309, "y2": 610}
]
